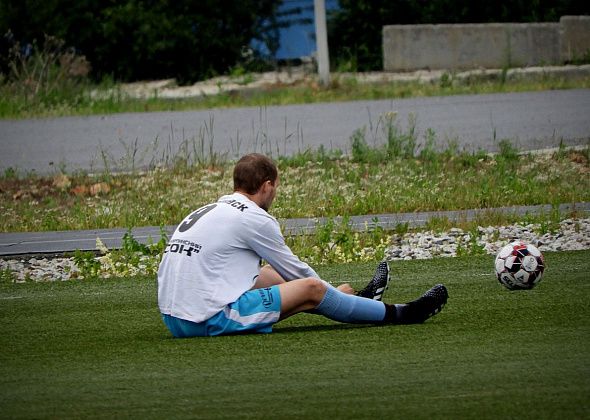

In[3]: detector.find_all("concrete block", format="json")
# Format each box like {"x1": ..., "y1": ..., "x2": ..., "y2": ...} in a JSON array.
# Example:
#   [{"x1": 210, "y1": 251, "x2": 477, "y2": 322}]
[
  {"x1": 560, "y1": 15, "x2": 590, "y2": 62},
  {"x1": 383, "y1": 22, "x2": 562, "y2": 71},
  {"x1": 505, "y1": 23, "x2": 561, "y2": 67}
]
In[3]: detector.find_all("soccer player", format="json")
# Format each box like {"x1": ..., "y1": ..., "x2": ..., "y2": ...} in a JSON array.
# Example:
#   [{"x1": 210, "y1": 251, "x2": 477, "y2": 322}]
[{"x1": 157, "y1": 153, "x2": 448, "y2": 337}]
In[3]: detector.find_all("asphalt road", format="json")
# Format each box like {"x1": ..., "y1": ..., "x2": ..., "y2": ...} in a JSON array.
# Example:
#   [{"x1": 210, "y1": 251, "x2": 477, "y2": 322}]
[{"x1": 1, "y1": 89, "x2": 589, "y2": 174}]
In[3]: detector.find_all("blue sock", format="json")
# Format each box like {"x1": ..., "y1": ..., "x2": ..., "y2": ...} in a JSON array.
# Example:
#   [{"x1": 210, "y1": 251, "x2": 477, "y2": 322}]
[{"x1": 315, "y1": 284, "x2": 386, "y2": 324}]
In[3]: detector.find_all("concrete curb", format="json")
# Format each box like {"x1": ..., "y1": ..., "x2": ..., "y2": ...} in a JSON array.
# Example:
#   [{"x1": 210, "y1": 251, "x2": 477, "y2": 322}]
[
  {"x1": 1, "y1": 202, "x2": 588, "y2": 257},
  {"x1": 115, "y1": 65, "x2": 590, "y2": 100}
]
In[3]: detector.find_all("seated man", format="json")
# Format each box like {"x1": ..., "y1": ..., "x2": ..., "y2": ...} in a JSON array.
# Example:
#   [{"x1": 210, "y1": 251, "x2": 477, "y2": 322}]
[{"x1": 157, "y1": 153, "x2": 448, "y2": 337}]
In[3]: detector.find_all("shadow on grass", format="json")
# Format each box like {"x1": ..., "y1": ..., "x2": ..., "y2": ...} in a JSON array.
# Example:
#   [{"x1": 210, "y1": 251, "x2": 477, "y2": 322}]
[
  {"x1": 152, "y1": 323, "x2": 374, "y2": 339},
  {"x1": 273, "y1": 322, "x2": 375, "y2": 334}
]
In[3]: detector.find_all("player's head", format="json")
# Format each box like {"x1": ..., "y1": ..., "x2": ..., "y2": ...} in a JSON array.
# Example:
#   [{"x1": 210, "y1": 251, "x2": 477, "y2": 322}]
[{"x1": 233, "y1": 153, "x2": 279, "y2": 210}]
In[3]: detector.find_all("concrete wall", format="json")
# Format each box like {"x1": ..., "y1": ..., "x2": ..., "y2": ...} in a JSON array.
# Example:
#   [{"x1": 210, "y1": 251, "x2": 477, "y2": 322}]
[
  {"x1": 383, "y1": 16, "x2": 589, "y2": 71},
  {"x1": 561, "y1": 16, "x2": 590, "y2": 62}
]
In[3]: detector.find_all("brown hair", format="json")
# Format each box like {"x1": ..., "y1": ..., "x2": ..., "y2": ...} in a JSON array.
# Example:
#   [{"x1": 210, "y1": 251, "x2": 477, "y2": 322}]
[{"x1": 233, "y1": 153, "x2": 278, "y2": 194}]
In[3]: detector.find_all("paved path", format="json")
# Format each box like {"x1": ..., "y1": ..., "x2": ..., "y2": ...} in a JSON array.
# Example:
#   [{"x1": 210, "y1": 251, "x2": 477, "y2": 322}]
[
  {"x1": 1, "y1": 89, "x2": 589, "y2": 174},
  {"x1": 1, "y1": 203, "x2": 588, "y2": 257}
]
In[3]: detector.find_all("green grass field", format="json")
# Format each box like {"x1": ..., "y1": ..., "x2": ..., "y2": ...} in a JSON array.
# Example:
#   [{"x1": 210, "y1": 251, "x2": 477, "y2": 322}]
[{"x1": 1, "y1": 251, "x2": 589, "y2": 419}]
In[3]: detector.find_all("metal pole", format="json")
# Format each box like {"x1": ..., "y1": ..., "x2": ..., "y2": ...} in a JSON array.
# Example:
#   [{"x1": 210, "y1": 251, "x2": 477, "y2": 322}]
[{"x1": 314, "y1": 0, "x2": 330, "y2": 86}]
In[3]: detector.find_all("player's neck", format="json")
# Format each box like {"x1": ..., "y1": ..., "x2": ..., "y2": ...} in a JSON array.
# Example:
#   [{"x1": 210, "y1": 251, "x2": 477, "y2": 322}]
[
  {"x1": 235, "y1": 190, "x2": 263, "y2": 206},
  {"x1": 234, "y1": 190, "x2": 269, "y2": 212},
  {"x1": 235, "y1": 190, "x2": 254, "y2": 201}
]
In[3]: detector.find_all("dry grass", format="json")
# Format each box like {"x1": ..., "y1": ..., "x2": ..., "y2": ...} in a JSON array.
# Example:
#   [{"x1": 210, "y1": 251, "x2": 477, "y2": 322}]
[{"x1": 1, "y1": 147, "x2": 588, "y2": 233}]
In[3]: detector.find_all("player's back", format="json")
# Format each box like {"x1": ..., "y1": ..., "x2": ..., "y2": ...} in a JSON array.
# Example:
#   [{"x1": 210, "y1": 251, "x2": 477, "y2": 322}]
[{"x1": 157, "y1": 192, "x2": 271, "y2": 323}]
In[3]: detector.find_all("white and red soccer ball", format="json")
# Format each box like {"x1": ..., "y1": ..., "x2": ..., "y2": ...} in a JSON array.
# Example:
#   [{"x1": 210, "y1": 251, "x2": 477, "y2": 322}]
[{"x1": 494, "y1": 241, "x2": 545, "y2": 290}]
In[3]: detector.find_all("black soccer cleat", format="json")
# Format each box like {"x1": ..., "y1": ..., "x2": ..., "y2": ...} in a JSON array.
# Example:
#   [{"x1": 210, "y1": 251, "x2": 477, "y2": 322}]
[
  {"x1": 357, "y1": 261, "x2": 390, "y2": 301},
  {"x1": 396, "y1": 284, "x2": 448, "y2": 324}
]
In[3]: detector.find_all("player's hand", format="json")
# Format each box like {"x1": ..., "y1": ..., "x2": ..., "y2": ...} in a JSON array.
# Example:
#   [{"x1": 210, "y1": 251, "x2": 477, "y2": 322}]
[{"x1": 336, "y1": 283, "x2": 355, "y2": 295}]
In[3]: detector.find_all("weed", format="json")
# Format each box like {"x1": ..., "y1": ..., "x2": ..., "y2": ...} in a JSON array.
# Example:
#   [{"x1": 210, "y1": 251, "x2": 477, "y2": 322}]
[
  {"x1": 534, "y1": 205, "x2": 562, "y2": 235},
  {"x1": 454, "y1": 228, "x2": 486, "y2": 257},
  {"x1": 72, "y1": 250, "x2": 101, "y2": 279},
  {"x1": 555, "y1": 139, "x2": 569, "y2": 161},
  {"x1": 350, "y1": 127, "x2": 373, "y2": 163},
  {"x1": 567, "y1": 49, "x2": 590, "y2": 65},
  {"x1": 349, "y1": 112, "x2": 419, "y2": 163},
  {"x1": 426, "y1": 217, "x2": 453, "y2": 233},
  {"x1": 467, "y1": 226, "x2": 487, "y2": 256},
  {"x1": 285, "y1": 217, "x2": 390, "y2": 265},
  {"x1": 419, "y1": 128, "x2": 438, "y2": 164},
  {"x1": 334, "y1": 47, "x2": 359, "y2": 72},
  {"x1": 497, "y1": 139, "x2": 519, "y2": 162},
  {"x1": 439, "y1": 72, "x2": 453, "y2": 88},
  {"x1": 278, "y1": 146, "x2": 342, "y2": 167},
  {"x1": 490, "y1": 227, "x2": 501, "y2": 242},
  {"x1": 2, "y1": 167, "x2": 18, "y2": 180},
  {"x1": 455, "y1": 240, "x2": 467, "y2": 257},
  {"x1": 454, "y1": 149, "x2": 489, "y2": 169},
  {"x1": 94, "y1": 118, "x2": 228, "y2": 174},
  {"x1": 538, "y1": 219, "x2": 560, "y2": 235},
  {"x1": 500, "y1": 65, "x2": 509, "y2": 85},
  {"x1": 394, "y1": 222, "x2": 410, "y2": 236},
  {"x1": 385, "y1": 113, "x2": 417, "y2": 159},
  {"x1": 84, "y1": 229, "x2": 168, "y2": 278},
  {"x1": 229, "y1": 63, "x2": 254, "y2": 85},
  {"x1": 0, "y1": 32, "x2": 90, "y2": 113},
  {"x1": 0, "y1": 267, "x2": 18, "y2": 283}
]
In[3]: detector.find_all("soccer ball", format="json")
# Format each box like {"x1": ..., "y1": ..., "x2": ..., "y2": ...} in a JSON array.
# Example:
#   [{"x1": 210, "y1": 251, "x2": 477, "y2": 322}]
[{"x1": 494, "y1": 241, "x2": 545, "y2": 290}]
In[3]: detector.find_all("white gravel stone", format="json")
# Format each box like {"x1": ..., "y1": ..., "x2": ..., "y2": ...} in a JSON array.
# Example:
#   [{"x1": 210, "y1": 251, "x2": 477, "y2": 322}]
[{"x1": 384, "y1": 218, "x2": 590, "y2": 261}]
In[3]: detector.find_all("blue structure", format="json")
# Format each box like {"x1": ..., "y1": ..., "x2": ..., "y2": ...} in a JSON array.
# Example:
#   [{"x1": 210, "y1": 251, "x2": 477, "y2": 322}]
[{"x1": 253, "y1": 0, "x2": 339, "y2": 60}]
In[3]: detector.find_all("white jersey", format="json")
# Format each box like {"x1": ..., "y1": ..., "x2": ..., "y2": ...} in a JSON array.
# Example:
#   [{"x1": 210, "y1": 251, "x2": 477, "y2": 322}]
[{"x1": 157, "y1": 192, "x2": 319, "y2": 323}]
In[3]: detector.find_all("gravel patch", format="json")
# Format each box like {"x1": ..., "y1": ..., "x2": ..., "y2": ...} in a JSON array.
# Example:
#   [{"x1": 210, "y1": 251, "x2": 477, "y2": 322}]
[
  {"x1": 384, "y1": 218, "x2": 590, "y2": 261},
  {"x1": 1, "y1": 218, "x2": 589, "y2": 282}
]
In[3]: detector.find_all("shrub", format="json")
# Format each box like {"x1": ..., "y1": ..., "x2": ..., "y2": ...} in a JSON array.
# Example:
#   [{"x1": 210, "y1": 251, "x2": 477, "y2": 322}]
[{"x1": 1, "y1": 32, "x2": 91, "y2": 112}]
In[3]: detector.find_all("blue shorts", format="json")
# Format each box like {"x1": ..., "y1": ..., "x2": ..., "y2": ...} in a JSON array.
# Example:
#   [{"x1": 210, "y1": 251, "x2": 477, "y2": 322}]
[{"x1": 161, "y1": 286, "x2": 282, "y2": 337}]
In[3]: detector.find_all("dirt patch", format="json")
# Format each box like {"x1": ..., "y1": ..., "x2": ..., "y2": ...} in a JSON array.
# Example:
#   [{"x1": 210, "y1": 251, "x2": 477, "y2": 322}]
[{"x1": 1, "y1": 174, "x2": 120, "y2": 201}]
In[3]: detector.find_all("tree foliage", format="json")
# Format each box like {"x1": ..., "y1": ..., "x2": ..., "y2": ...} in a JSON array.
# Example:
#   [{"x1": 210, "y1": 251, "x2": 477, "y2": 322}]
[
  {"x1": 328, "y1": 0, "x2": 590, "y2": 71},
  {"x1": 1, "y1": 0, "x2": 588, "y2": 82},
  {"x1": 0, "y1": 0, "x2": 281, "y2": 83}
]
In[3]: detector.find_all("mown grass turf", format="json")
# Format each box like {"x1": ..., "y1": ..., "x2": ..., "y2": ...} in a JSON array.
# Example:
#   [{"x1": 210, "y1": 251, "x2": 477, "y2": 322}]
[{"x1": 1, "y1": 251, "x2": 588, "y2": 419}]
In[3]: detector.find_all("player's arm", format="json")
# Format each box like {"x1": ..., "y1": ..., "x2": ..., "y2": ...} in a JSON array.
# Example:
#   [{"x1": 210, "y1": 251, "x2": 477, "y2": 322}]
[
  {"x1": 250, "y1": 265, "x2": 286, "y2": 289},
  {"x1": 248, "y1": 219, "x2": 320, "y2": 281}
]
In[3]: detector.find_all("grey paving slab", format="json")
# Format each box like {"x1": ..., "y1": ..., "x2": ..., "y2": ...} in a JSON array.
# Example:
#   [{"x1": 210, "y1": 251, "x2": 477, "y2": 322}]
[
  {"x1": 0, "y1": 226, "x2": 173, "y2": 256},
  {"x1": 1, "y1": 203, "x2": 588, "y2": 257}
]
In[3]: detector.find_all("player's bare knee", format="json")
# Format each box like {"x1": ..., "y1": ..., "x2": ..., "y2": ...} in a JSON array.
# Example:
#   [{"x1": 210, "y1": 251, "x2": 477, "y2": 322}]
[
  {"x1": 303, "y1": 277, "x2": 327, "y2": 305},
  {"x1": 260, "y1": 265, "x2": 274, "y2": 275}
]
